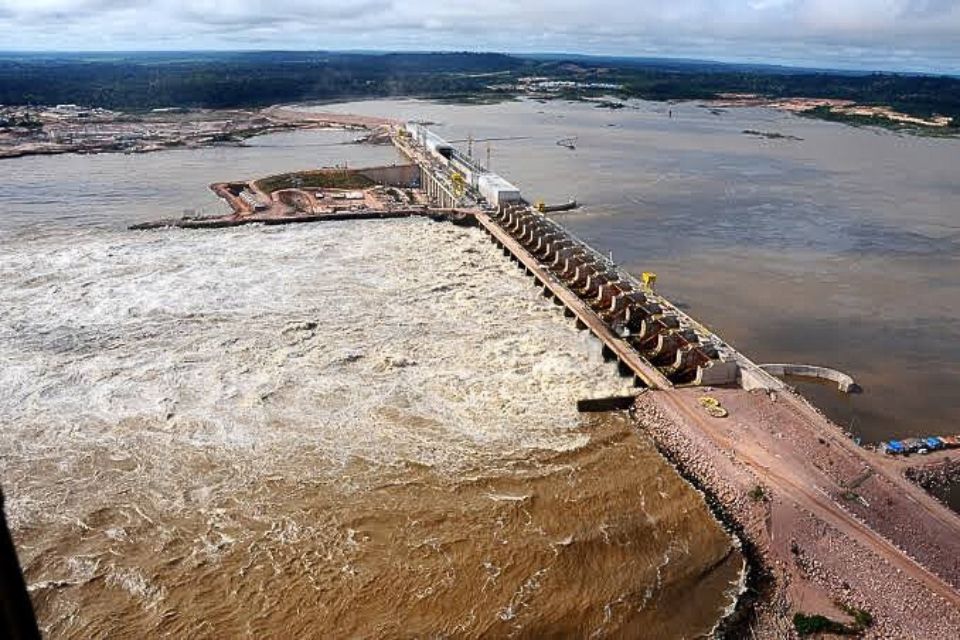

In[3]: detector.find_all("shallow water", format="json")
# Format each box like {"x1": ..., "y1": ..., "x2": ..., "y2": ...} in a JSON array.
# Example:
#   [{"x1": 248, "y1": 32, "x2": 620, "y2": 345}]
[
  {"x1": 314, "y1": 98, "x2": 960, "y2": 444},
  {"x1": 0, "y1": 136, "x2": 742, "y2": 640},
  {"x1": 0, "y1": 128, "x2": 404, "y2": 237}
]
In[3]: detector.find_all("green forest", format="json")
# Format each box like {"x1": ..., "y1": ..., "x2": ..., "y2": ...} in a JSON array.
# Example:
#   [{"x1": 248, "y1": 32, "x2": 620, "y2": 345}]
[{"x1": 1, "y1": 51, "x2": 957, "y2": 125}]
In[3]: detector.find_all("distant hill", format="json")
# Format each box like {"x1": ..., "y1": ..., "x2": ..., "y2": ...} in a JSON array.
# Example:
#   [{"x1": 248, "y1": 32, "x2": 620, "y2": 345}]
[
  {"x1": 519, "y1": 52, "x2": 859, "y2": 75},
  {"x1": 0, "y1": 50, "x2": 956, "y2": 124}
]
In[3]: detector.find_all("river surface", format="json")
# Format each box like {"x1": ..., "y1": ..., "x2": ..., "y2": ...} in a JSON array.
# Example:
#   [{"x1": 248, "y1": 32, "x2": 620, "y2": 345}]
[
  {"x1": 314, "y1": 98, "x2": 960, "y2": 445},
  {"x1": 0, "y1": 129, "x2": 743, "y2": 637}
]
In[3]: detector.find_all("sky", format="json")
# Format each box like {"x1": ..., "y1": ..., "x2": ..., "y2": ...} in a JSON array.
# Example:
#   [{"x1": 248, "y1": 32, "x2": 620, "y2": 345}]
[{"x1": 0, "y1": 0, "x2": 959, "y2": 73}]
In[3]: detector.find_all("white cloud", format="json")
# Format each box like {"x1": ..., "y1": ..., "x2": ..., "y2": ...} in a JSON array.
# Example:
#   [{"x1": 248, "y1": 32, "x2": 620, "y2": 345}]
[{"x1": 0, "y1": 0, "x2": 958, "y2": 72}]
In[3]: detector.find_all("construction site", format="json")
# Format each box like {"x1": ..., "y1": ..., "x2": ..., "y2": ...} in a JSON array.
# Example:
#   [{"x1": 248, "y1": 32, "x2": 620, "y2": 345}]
[{"x1": 126, "y1": 119, "x2": 960, "y2": 637}]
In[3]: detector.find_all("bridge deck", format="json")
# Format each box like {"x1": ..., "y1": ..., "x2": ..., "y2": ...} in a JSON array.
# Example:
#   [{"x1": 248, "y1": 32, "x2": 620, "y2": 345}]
[{"x1": 474, "y1": 211, "x2": 673, "y2": 389}]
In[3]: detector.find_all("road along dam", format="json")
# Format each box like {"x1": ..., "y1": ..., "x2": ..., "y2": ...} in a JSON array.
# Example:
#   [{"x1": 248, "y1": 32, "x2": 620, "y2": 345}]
[{"x1": 391, "y1": 123, "x2": 960, "y2": 637}]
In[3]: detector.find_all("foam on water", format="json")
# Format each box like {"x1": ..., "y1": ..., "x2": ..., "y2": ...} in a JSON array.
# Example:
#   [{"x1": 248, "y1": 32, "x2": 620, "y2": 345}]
[
  {"x1": 0, "y1": 219, "x2": 631, "y2": 517},
  {"x1": 1, "y1": 214, "x2": 741, "y2": 639}
]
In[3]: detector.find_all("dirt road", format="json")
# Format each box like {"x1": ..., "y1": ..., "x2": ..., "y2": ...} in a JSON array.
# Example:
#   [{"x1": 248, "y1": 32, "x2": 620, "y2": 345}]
[{"x1": 639, "y1": 387, "x2": 960, "y2": 637}]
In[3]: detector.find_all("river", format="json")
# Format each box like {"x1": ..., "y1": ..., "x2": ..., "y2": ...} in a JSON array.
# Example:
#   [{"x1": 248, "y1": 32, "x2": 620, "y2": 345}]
[
  {"x1": 0, "y1": 127, "x2": 743, "y2": 637},
  {"x1": 315, "y1": 98, "x2": 960, "y2": 447}
]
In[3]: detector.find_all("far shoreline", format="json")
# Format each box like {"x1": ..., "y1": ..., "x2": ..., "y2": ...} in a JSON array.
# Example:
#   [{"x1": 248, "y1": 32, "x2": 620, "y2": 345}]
[
  {"x1": 3, "y1": 93, "x2": 958, "y2": 163},
  {"x1": 0, "y1": 105, "x2": 392, "y2": 161}
]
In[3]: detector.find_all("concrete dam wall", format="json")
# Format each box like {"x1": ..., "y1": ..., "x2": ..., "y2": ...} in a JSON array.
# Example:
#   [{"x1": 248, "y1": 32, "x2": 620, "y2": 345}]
[
  {"x1": 760, "y1": 363, "x2": 860, "y2": 393},
  {"x1": 479, "y1": 204, "x2": 747, "y2": 388},
  {"x1": 358, "y1": 164, "x2": 420, "y2": 188}
]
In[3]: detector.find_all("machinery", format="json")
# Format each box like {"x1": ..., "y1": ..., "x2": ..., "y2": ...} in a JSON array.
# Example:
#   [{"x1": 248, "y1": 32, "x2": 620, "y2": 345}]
[{"x1": 450, "y1": 171, "x2": 466, "y2": 199}]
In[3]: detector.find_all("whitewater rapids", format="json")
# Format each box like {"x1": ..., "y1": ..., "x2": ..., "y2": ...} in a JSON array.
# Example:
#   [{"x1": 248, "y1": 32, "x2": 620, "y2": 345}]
[{"x1": 0, "y1": 218, "x2": 740, "y2": 638}]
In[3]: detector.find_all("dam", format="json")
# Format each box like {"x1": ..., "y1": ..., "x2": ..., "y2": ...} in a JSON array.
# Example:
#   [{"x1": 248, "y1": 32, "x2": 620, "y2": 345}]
[
  {"x1": 391, "y1": 121, "x2": 960, "y2": 637},
  {"x1": 393, "y1": 122, "x2": 782, "y2": 392},
  {"x1": 132, "y1": 120, "x2": 785, "y2": 395},
  {"x1": 101, "y1": 115, "x2": 960, "y2": 637}
]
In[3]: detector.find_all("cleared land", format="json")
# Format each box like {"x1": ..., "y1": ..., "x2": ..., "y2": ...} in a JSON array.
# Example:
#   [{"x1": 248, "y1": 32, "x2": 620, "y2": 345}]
[{"x1": 0, "y1": 106, "x2": 385, "y2": 159}]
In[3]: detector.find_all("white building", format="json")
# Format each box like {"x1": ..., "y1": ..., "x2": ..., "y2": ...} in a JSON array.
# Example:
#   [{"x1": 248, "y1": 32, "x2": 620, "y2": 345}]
[{"x1": 478, "y1": 173, "x2": 521, "y2": 208}]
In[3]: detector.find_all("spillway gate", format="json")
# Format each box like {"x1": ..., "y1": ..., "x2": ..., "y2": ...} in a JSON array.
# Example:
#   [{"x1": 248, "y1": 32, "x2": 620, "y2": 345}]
[{"x1": 393, "y1": 124, "x2": 782, "y2": 391}]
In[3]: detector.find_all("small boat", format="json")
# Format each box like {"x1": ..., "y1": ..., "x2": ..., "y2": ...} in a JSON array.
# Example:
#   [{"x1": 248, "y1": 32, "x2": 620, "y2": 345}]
[
  {"x1": 534, "y1": 198, "x2": 578, "y2": 213},
  {"x1": 556, "y1": 136, "x2": 577, "y2": 150}
]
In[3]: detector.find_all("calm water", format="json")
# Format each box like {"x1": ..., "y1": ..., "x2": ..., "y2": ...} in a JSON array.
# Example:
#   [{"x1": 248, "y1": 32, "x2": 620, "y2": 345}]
[
  {"x1": 316, "y1": 98, "x2": 960, "y2": 444},
  {"x1": 0, "y1": 129, "x2": 404, "y2": 237},
  {"x1": 0, "y1": 127, "x2": 742, "y2": 637}
]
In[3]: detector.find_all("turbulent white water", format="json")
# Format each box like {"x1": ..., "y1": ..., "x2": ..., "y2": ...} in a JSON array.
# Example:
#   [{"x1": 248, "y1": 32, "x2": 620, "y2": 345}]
[
  {"x1": 0, "y1": 204, "x2": 743, "y2": 639},
  {"x1": 0, "y1": 219, "x2": 633, "y2": 522}
]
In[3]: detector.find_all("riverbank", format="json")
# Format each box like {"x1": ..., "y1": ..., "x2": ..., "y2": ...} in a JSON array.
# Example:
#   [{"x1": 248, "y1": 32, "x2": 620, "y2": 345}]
[
  {"x1": 707, "y1": 94, "x2": 958, "y2": 135},
  {"x1": 0, "y1": 105, "x2": 387, "y2": 160},
  {"x1": 3, "y1": 95, "x2": 955, "y2": 165}
]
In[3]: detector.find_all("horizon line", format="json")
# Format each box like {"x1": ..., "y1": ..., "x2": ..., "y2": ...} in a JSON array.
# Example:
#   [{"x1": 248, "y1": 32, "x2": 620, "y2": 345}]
[{"x1": 0, "y1": 48, "x2": 957, "y2": 78}]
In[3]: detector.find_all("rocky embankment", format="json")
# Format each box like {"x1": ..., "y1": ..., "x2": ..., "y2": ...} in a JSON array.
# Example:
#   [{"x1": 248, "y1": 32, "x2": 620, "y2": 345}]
[
  {"x1": 632, "y1": 396, "x2": 790, "y2": 638},
  {"x1": 906, "y1": 458, "x2": 960, "y2": 496},
  {"x1": 632, "y1": 390, "x2": 960, "y2": 639}
]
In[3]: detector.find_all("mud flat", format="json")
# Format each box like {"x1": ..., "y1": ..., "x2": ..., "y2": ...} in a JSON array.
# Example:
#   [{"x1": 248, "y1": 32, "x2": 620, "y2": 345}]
[{"x1": 707, "y1": 94, "x2": 956, "y2": 132}]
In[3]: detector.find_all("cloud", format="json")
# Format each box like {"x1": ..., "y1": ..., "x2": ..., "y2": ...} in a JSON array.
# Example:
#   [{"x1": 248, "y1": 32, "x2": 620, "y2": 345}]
[
  {"x1": 174, "y1": 0, "x2": 393, "y2": 28},
  {"x1": 1, "y1": 0, "x2": 151, "y2": 19},
  {"x1": 0, "y1": 0, "x2": 958, "y2": 72}
]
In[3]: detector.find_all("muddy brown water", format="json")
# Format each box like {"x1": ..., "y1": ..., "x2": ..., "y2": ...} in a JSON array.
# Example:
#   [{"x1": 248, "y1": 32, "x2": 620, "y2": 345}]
[
  {"x1": 1, "y1": 163, "x2": 742, "y2": 640},
  {"x1": 13, "y1": 415, "x2": 742, "y2": 639},
  {"x1": 6, "y1": 95, "x2": 956, "y2": 633}
]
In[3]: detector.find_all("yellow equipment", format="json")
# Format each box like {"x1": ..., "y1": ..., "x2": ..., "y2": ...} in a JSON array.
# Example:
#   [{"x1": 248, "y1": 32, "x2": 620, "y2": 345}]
[
  {"x1": 450, "y1": 171, "x2": 466, "y2": 198},
  {"x1": 642, "y1": 272, "x2": 657, "y2": 290},
  {"x1": 533, "y1": 199, "x2": 546, "y2": 212},
  {"x1": 698, "y1": 396, "x2": 728, "y2": 418}
]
